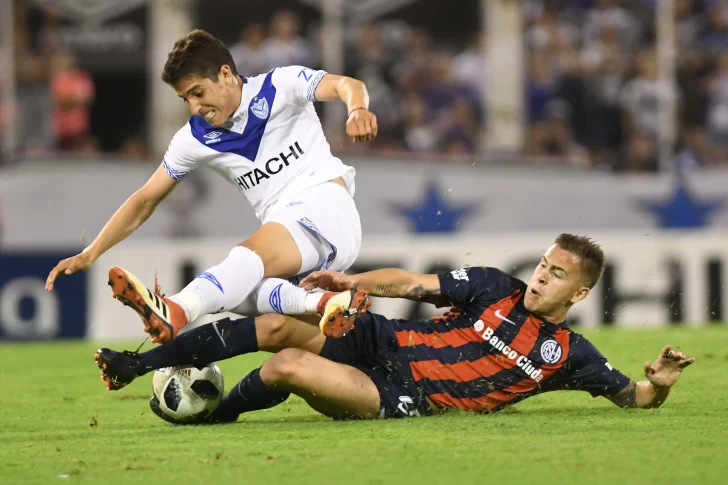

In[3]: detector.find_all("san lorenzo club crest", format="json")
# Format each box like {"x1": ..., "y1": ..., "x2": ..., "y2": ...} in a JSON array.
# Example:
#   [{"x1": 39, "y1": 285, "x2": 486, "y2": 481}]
[
  {"x1": 251, "y1": 97, "x2": 269, "y2": 119},
  {"x1": 540, "y1": 339, "x2": 562, "y2": 364}
]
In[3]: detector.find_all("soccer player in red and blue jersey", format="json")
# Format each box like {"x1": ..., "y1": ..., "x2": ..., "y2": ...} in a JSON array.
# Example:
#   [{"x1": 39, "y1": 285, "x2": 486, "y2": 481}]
[{"x1": 96, "y1": 234, "x2": 695, "y2": 422}]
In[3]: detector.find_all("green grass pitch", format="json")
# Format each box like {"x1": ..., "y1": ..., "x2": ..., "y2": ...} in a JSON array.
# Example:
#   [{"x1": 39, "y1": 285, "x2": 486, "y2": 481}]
[{"x1": 2, "y1": 326, "x2": 727, "y2": 485}]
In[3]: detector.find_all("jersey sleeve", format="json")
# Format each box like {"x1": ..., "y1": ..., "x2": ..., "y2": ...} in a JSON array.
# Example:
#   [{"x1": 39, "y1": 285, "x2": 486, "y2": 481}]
[
  {"x1": 549, "y1": 336, "x2": 632, "y2": 397},
  {"x1": 161, "y1": 125, "x2": 200, "y2": 182},
  {"x1": 272, "y1": 65, "x2": 328, "y2": 106},
  {"x1": 437, "y1": 267, "x2": 523, "y2": 308}
]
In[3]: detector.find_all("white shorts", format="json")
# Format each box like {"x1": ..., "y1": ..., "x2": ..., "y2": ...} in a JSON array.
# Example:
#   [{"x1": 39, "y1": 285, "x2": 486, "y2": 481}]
[{"x1": 264, "y1": 181, "x2": 362, "y2": 281}]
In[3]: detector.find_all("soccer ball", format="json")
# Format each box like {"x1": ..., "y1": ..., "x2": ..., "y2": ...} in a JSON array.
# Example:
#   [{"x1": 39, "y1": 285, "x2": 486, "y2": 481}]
[{"x1": 152, "y1": 363, "x2": 224, "y2": 422}]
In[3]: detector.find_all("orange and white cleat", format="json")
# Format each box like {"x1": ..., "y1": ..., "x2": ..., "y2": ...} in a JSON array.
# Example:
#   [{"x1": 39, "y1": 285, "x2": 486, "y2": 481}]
[
  {"x1": 316, "y1": 288, "x2": 370, "y2": 339},
  {"x1": 107, "y1": 267, "x2": 188, "y2": 344}
]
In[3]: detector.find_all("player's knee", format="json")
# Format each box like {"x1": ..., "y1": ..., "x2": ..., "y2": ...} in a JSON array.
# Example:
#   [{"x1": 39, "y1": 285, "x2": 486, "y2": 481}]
[
  {"x1": 260, "y1": 348, "x2": 311, "y2": 385},
  {"x1": 255, "y1": 313, "x2": 290, "y2": 346},
  {"x1": 239, "y1": 224, "x2": 302, "y2": 278}
]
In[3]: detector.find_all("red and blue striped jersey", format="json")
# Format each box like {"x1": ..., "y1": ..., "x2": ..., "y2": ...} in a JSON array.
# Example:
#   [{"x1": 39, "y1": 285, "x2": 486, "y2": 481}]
[{"x1": 391, "y1": 267, "x2": 632, "y2": 412}]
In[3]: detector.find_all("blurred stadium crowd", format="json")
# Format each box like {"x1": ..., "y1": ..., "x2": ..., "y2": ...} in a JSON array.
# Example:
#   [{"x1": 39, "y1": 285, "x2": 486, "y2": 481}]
[
  {"x1": 523, "y1": 0, "x2": 728, "y2": 172},
  {"x1": 3, "y1": 0, "x2": 728, "y2": 172}
]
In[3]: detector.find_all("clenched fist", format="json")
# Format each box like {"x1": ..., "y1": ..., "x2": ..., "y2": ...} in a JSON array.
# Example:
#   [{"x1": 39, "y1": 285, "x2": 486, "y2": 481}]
[{"x1": 346, "y1": 108, "x2": 378, "y2": 143}]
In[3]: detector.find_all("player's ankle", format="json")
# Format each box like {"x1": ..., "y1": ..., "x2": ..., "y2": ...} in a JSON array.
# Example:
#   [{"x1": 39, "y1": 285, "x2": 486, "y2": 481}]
[
  {"x1": 213, "y1": 395, "x2": 241, "y2": 422},
  {"x1": 306, "y1": 291, "x2": 325, "y2": 314},
  {"x1": 167, "y1": 294, "x2": 195, "y2": 323}
]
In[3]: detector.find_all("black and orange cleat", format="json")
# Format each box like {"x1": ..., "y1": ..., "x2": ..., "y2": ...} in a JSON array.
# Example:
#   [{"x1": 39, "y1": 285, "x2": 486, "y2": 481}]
[
  {"x1": 94, "y1": 348, "x2": 141, "y2": 391},
  {"x1": 316, "y1": 288, "x2": 370, "y2": 339},
  {"x1": 107, "y1": 266, "x2": 188, "y2": 344}
]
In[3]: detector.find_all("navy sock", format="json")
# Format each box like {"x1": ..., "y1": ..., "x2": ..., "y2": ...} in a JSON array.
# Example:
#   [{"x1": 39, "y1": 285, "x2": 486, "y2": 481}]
[
  {"x1": 135, "y1": 317, "x2": 258, "y2": 375},
  {"x1": 216, "y1": 367, "x2": 290, "y2": 419}
]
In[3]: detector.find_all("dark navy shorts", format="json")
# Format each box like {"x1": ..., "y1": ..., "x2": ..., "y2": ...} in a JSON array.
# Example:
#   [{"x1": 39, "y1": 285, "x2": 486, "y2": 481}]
[{"x1": 320, "y1": 312, "x2": 432, "y2": 419}]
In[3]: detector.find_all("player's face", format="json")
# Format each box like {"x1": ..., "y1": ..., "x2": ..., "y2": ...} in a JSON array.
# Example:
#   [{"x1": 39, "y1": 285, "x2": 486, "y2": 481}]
[
  {"x1": 174, "y1": 65, "x2": 241, "y2": 127},
  {"x1": 524, "y1": 244, "x2": 590, "y2": 322}
]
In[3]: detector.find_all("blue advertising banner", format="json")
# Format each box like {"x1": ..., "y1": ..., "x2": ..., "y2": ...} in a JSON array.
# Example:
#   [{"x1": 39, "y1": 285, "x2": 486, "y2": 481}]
[{"x1": 0, "y1": 253, "x2": 87, "y2": 340}]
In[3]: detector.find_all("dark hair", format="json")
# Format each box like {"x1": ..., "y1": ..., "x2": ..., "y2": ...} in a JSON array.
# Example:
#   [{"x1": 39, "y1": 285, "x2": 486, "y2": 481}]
[
  {"x1": 161, "y1": 29, "x2": 238, "y2": 87},
  {"x1": 554, "y1": 233, "x2": 605, "y2": 289}
]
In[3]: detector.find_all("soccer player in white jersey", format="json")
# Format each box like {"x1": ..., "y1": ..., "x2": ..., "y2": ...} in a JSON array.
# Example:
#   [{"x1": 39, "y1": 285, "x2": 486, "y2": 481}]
[{"x1": 45, "y1": 29, "x2": 375, "y2": 343}]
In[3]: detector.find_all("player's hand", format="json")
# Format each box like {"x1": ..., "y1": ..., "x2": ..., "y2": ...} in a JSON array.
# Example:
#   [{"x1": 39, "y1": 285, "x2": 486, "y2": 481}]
[
  {"x1": 45, "y1": 250, "x2": 97, "y2": 292},
  {"x1": 346, "y1": 108, "x2": 378, "y2": 143},
  {"x1": 643, "y1": 345, "x2": 695, "y2": 389},
  {"x1": 299, "y1": 270, "x2": 355, "y2": 292}
]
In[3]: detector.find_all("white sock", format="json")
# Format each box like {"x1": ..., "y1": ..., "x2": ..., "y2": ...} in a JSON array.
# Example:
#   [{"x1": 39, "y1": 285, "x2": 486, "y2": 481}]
[
  {"x1": 249, "y1": 278, "x2": 324, "y2": 314},
  {"x1": 255, "y1": 278, "x2": 305, "y2": 314},
  {"x1": 169, "y1": 246, "x2": 264, "y2": 322},
  {"x1": 304, "y1": 291, "x2": 324, "y2": 313}
]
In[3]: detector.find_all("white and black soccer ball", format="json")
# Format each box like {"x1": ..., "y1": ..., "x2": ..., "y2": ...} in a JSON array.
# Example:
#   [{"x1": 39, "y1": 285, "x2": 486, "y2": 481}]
[{"x1": 152, "y1": 363, "x2": 224, "y2": 422}]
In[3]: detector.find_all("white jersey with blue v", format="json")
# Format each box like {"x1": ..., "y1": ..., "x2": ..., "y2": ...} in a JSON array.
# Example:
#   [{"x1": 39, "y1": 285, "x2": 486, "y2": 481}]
[{"x1": 162, "y1": 65, "x2": 356, "y2": 220}]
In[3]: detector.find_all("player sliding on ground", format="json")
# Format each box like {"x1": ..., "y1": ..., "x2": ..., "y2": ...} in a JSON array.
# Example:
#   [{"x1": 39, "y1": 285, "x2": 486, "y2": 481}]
[
  {"x1": 95, "y1": 234, "x2": 695, "y2": 422},
  {"x1": 45, "y1": 29, "x2": 376, "y2": 340}
]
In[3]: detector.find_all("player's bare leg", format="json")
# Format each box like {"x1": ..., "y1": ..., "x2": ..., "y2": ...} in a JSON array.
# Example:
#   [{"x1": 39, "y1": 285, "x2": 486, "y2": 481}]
[
  {"x1": 259, "y1": 348, "x2": 381, "y2": 420},
  {"x1": 240, "y1": 221, "x2": 303, "y2": 277},
  {"x1": 255, "y1": 314, "x2": 326, "y2": 354}
]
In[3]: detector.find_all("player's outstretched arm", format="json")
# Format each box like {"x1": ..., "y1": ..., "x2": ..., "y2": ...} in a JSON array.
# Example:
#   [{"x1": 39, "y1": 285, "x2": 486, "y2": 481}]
[
  {"x1": 606, "y1": 345, "x2": 695, "y2": 409},
  {"x1": 300, "y1": 269, "x2": 444, "y2": 305},
  {"x1": 313, "y1": 74, "x2": 378, "y2": 143},
  {"x1": 45, "y1": 165, "x2": 177, "y2": 291}
]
